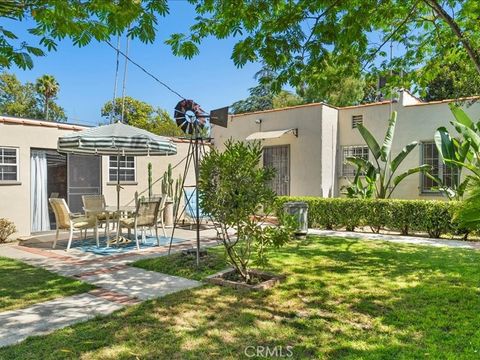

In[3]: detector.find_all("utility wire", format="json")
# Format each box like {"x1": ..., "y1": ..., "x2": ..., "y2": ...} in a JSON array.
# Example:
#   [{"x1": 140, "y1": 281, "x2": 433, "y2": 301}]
[
  {"x1": 120, "y1": 34, "x2": 130, "y2": 123},
  {"x1": 110, "y1": 36, "x2": 121, "y2": 124},
  {"x1": 105, "y1": 40, "x2": 186, "y2": 100}
]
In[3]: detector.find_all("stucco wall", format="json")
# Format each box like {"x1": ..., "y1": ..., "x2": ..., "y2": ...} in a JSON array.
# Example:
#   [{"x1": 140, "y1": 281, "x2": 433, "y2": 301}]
[
  {"x1": 212, "y1": 104, "x2": 331, "y2": 196},
  {"x1": 0, "y1": 121, "x2": 197, "y2": 237},
  {"x1": 337, "y1": 100, "x2": 480, "y2": 199},
  {"x1": 0, "y1": 122, "x2": 80, "y2": 238}
]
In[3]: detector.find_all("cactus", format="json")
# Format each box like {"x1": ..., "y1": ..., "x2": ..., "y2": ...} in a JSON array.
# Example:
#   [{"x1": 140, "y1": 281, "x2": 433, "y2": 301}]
[
  {"x1": 147, "y1": 162, "x2": 153, "y2": 199},
  {"x1": 173, "y1": 173, "x2": 183, "y2": 214},
  {"x1": 167, "y1": 164, "x2": 174, "y2": 198},
  {"x1": 161, "y1": 163, "x2": 175, "y2": 198}
]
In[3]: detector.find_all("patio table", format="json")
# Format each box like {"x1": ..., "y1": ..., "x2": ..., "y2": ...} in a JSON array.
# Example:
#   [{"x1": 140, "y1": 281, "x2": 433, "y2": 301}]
[{"x1": 84, "y1": 206, "x2": 136, "y2": 247}]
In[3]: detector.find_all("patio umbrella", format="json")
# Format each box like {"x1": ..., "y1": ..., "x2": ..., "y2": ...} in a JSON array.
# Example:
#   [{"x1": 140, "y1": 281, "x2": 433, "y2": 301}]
[{"x1": 57, "y1": 121, "x2": 177, "y2": 240}]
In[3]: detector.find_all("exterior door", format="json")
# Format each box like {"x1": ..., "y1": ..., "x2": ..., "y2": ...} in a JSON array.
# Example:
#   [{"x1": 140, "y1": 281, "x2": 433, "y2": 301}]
[
  {"x1": 263, "y1": 145, "x2": 290, "y2": 195},
  {"x1": 67, "y1": 154, "x2": 101, "y2": 212}
]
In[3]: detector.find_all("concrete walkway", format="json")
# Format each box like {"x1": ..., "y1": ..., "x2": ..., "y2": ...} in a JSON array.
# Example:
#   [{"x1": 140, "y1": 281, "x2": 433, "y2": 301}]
[
  {"x1": 0, "y1": 233, "x2": 216, "y2": 347},
  {"x1": 309, "y1": 229, "x2": 480, "y2": 250}
]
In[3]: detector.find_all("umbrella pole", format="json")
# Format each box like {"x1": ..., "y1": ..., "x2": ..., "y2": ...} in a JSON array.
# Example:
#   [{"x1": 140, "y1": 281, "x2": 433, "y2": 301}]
[{"x1": 116, "y1": 153, "x2": 121, "y2": 242}]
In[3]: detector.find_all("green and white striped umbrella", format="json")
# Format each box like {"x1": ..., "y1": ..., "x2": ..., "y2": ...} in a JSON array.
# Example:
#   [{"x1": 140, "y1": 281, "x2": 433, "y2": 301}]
[{"x1": 57, "y1": 121, "x2": 177, "y2": 156}]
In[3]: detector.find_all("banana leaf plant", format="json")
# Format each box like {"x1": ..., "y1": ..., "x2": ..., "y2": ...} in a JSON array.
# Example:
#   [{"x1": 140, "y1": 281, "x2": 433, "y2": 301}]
[
  {"x1": 346, "y1": 111, "x2": 431, "y2": 199},
  {"x1": 433, "y1": 104, "x2": 479, "y2": 200},
  {"x1": 341, "y1": 160, "x2": 375, "y2": 198}
]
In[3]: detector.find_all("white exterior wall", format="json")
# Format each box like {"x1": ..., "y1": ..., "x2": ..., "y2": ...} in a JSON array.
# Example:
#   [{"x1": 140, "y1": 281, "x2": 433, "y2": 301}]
[
  {"x1": 212, "y1": 104, "x2": 338, "y2": 197},
  {"x1": 213, "y1": 91, "x2": 480, "y2": 201},
  {"x1": 0, "y1": 119, "x2": 196, "y2": 238},
  {"x1": 337, "y1": 97, "x2": 480, "y2": 199}
]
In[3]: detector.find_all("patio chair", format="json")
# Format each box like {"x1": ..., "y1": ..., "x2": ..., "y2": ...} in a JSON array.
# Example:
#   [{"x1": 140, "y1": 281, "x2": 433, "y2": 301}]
[
  {"x1": 120, "y1": 198, "x2": 162, "y2": 250},
  {"x1": 49, "y1": 198, "x2": 97, "y2": 251},
  {"x1": 82, "y1": 194, "x2": 117, "y2": 235}
]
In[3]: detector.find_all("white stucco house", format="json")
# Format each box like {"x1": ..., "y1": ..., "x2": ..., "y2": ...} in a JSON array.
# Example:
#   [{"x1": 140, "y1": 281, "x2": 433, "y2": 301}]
[
  {"x1": 211, "y1": 90, "x2": 480, "y2": 200},
  {"x1": 0, "y1": 116, "x2": 196, "y2": 237}
]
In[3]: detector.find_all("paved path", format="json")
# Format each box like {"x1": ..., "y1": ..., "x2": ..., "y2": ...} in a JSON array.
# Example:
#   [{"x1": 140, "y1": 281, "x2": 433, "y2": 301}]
[
  {"x1": 0, "y1": 239, "x2": 213, "y2": 347},
  {"x1": 309, "y1": 229, "x2": 480, "y2": 250}
]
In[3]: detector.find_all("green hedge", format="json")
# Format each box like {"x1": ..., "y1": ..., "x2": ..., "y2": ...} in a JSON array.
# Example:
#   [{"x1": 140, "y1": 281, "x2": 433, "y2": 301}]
[{"x1": 276, "y1": 196, "x2": 465, "y2": 238}]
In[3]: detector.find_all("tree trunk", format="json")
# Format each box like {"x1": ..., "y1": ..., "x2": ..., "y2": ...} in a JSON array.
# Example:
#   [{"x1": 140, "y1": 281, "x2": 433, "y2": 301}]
[
  {"x1": 424, "y1": 0, "x2": 480, "y2": 76},
  {"x1": 44, "y1": 95, "x2": 49, "y2": 121}
]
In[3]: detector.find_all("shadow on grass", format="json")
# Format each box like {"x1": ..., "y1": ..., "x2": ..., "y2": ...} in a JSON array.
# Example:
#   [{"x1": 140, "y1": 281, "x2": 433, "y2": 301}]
[{"x1": 1, "y1": 236, "x2": 480, "y2": 359}]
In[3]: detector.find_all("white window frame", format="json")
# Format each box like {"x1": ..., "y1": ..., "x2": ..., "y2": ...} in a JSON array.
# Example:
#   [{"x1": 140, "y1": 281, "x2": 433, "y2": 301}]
[
  {"x1": 420, "y1": 141, "x2": 459, "y2": 193},
  {"x1": 0, "y1": 146, "x2": 19, "y2": 183},
  {"x1": 342, "y1": 145, "x2": 369, "y2": 177},
  {"x1": 108, "y1": 155, "x2": 136, "y2": 182},
  {"x1": 352, "y1": 115, "x2": 363, "y2": 129}
]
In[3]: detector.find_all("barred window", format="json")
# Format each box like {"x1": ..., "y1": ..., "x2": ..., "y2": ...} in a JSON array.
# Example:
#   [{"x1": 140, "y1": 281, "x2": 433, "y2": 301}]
[
  {"x1": 0, "y1": 147, "x2": 18, "y2": 181},
  {"x1": 421, "y1": 141, "x2": 458, "y2": 192},
  {"x1": 109, "y1": 156, "x2": 135, "y2": 182},
  {"x1": 352, "y1": 115, "x2": 363, "y2": 128},
  {"x1": 342, "y1": 146, "x2": 369, "y2": 177}
]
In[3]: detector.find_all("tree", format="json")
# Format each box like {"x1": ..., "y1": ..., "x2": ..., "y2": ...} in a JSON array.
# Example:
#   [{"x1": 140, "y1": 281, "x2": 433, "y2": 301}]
[
  {"x1": 345, "y1": 112, "x2": 431, "y2": 198},
  {"x1": 168, "y1": 0, "x2": 480, "y2": 94},
  {"x1": 0, "y1": 1, "x2": 170, "y2": 70},
  {"x1": 101, "y1": 96, "x2": 183, "y2": 137},
  {"x1": 0, "y1": 72, "x2": 66, "y2": 121},
  {"x1": 418, "y1": 59, "x2": 480, "y2": 101},
  {"x1": 231, "y1": 65, "x2": 305, "y2": 114},
  {"x1": 35, "y1": 74, "x2": 59, "y2": 121},
  {"x1": 198, "y1": 140, "x2": 296, "y2": 283}
]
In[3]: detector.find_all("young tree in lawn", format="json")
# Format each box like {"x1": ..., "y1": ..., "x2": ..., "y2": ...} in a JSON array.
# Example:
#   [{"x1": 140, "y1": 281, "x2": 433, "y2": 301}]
[
  {"x1": 345, "y1": 111, "x2": 431, "y2": 198},
  {"x1": 198, "y1": 140, "x2": 296, "y2": 283}
]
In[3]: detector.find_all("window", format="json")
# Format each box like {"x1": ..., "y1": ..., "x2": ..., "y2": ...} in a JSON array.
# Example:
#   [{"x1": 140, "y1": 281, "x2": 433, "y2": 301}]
[
  {"x1": 352, "y1": 115, "x2": 363, "y2": 128},
  {"x1": 109, "y1": 155, "x2": 135, "y2": 182},
  {"x1": 0, "y1": 147, "x2": 18, "y2": 182},
  {"x1": 421, "y1": 142, "x2": 458, "y2": 192},
  {"x1": 342, "y1": 146, "x2": 369, "y2": 176}
]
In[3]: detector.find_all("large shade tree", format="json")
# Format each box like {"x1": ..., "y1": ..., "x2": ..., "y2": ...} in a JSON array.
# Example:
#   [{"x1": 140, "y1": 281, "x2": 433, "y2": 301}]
[{"x1": 2, "y1": 1, "x2": 480, "y2": 97}]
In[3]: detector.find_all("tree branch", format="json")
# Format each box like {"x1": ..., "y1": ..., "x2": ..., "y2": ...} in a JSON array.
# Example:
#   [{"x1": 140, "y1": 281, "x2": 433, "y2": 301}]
[
  {"x1": 361, "y1": 1, "x2": 420, "y2": 72},
  {"x1": 423, "y1": 0, "x2": 480, "y2": 75}
]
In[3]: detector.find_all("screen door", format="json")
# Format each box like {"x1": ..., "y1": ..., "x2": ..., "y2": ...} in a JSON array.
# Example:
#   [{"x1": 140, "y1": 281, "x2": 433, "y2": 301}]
[
  {"x1": 67, "y1": 154, "x2": 101, "y2": 212},
  {"x1": 263, "y1": 145, "x2": 290, "y2": 195}
]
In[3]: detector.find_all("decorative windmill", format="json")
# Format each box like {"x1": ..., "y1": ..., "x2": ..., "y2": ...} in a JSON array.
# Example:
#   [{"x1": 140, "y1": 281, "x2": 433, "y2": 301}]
[{"x1": 169, "y1": 99, "x2": 228, "y2": 266}]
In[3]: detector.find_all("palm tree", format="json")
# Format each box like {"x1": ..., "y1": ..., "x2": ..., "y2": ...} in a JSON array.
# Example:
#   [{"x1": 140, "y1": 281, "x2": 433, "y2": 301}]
[{"x1": 35, "y1": 75, "x2": 59, "y2": 121}]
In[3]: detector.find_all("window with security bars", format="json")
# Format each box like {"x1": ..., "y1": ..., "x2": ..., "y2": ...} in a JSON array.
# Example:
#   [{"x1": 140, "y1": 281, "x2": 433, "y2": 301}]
[
  {"x1": 421, "y1": 141, "x2": 459, "y2": 192},
  {"x1": 342, "y1": 146, "x2": 369, "y2": 177},
  {"x1": 352, "y1": 115, "x2": 363, "y2": 128},
  {"x1": 109, "y1": 155, "x2": 135, "y2": 182},
  {"x1": 0, "y1": 147, "x2": 18, "y2": 181}
]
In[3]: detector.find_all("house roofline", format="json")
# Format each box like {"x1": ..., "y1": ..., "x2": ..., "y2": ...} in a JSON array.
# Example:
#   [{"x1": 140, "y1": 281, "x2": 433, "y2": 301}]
[
  {"x1": 0, "y1": 115, "x2": 91, "y2": 130},
  {"x1": 230, "y1": 102, "x2": 336, "y2": 118},
  {"x1": 0, "y1": 115, "x2": 206, "y2": 144},
  {"x1": 403, "y1": 95, "x2": 480, "y2": 107}
]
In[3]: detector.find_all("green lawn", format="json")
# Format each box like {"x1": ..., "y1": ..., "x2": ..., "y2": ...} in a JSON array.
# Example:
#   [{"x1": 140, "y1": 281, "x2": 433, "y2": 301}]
[
  {"x1": 1, "y1": 237, "x2": 480, "y2": 359},
  {"x1": 0, "y1": 257, "x2": 94, "y2": 312}
]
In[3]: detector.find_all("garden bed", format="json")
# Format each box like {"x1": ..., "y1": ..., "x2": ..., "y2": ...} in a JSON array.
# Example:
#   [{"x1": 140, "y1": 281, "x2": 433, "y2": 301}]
[{"x1": 205, "y1": 267, "x2": 285, "y2": 291}]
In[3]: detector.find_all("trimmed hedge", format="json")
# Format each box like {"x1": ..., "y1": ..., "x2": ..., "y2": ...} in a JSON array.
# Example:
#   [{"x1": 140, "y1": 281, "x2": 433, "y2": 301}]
[{"x1": 276, "y1": 196, "x2": 465, "y2": 239}]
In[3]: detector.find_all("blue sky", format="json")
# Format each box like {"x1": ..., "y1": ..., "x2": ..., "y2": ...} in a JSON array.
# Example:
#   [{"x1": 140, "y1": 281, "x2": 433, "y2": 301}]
[{"x1": 7, "y1": 1, "x2": 262, "y2": 126}]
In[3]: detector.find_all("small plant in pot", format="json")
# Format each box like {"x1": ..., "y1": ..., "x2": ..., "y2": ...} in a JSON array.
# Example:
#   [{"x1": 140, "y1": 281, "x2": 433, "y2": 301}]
[{"x1": 199, "y1": 140, "x2": 296, "y2": 289}]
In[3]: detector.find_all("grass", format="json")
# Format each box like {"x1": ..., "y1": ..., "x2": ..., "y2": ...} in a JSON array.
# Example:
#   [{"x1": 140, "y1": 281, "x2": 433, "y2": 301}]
[
  {"x1": 0, "y1": 257, "x2": 94, "y2": 312},
  {"x1": 1, "y1": 236, "x2": 480, "y2": 359},
  {"x1": 132, "y1": 246, "x2": 228, "y2": 281}
]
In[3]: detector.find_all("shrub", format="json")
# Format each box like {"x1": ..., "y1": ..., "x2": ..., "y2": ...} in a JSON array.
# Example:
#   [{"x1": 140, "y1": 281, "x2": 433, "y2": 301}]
[
  {"x1": 276, "y1": 197, "x2": 461, "y2": 239},
  {"x1": 0, "y1": 218, "x2": 16, "y2": 243}
]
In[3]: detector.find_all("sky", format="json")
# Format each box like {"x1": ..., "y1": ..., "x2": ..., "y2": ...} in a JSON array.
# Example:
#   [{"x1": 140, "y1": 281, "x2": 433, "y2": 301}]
[{"x1": 6, "y1": 1, "x2": 262, "y2": 126}]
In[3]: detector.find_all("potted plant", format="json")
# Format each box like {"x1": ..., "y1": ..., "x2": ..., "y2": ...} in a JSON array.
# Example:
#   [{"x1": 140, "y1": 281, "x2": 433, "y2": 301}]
[{"x1": 199, "y1": 140, "x2": 296, "y2": 290}]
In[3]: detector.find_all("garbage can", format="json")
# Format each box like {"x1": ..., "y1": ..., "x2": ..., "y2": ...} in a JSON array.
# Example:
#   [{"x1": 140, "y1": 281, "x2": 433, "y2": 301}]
[{"x1": 283, "y1": 201, "x2": 308, "y2": 238}]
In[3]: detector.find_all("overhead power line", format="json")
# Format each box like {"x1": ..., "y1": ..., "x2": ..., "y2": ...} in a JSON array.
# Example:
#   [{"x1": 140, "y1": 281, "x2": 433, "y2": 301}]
[{"x1": 105, "y1": 40, "x2": 186, "y2": 100}]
